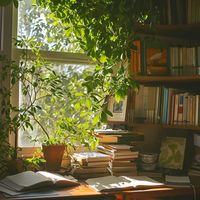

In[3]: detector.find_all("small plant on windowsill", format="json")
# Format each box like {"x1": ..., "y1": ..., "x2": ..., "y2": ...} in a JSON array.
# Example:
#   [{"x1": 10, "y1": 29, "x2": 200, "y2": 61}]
[{"x1": 23, "y1": 150, "x2": 46, "y2": 172}]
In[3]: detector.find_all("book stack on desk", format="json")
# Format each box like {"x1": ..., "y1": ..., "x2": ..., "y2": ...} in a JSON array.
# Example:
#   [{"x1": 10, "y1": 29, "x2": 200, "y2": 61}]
[
  {"x1": 97, "y1": 144, "x2": 138, "y2": 176},
  {"x1": 94, "y1": 129, "x2": 142, "y2": 176},
  {"x1": 70, "y1": 151, "x2": 112, "y2": 179}
]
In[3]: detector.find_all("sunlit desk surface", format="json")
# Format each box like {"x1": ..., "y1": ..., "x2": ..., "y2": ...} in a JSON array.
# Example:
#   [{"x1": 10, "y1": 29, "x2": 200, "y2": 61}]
[{"x1": 1, "y1": 183, "x2": 200, "y2": 200}]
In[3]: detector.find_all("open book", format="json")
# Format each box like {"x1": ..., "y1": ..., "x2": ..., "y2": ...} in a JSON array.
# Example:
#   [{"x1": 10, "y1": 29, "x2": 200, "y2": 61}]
[
  {"x1": 85, "y1": 175, "x2": 164, "y2": 192},
  {"x1": 0, "y1": 171, "x2": 79, "y2": 194}
]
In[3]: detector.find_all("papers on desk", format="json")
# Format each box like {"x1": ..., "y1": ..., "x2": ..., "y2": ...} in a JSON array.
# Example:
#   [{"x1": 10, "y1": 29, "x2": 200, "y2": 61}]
[{"x1": 85, "y1": 175, "x2": 164, "y2": 192}]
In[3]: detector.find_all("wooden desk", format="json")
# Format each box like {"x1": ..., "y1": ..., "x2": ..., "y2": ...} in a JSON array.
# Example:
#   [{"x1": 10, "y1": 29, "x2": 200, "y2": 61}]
[
  {"x1": 0, "y1": 184, "x2": 116, "y2": 200},
  {"x1": 121, "y1": 186, "x2": 200, "y2": 200},
  {"x1": 1, "y1": 184, "x2": 200, "y2": 200}
]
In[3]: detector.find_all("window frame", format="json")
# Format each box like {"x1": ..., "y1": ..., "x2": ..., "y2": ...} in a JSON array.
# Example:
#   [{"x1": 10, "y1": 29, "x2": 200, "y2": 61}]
[{"x1": 10, "y1": 4, "x2": 93, "y2": 157}]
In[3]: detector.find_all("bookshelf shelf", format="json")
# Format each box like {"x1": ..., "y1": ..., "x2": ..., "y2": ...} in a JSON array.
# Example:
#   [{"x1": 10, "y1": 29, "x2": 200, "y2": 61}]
[
  {"x1": 135, "y1": 75, "x2": 200, "y2": 83},
  {"x1": 134, "y1": 24, "x2": 200, "y2": 40},
  {"x1": 135, "y1": 76, "x2": 200, "y2": 91},
  {"x1": 129, "y1": 123, "x2": 200, "y2": 131}
]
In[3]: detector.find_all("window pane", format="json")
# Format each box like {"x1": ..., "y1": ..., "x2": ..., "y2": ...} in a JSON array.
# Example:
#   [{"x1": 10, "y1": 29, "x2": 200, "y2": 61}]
[
  {"x1": 17, "y1": 0, "x2": 82, "y2": 53},
  {"x1": 18, "y1": 63, "x2": 94, "y2": 147}
]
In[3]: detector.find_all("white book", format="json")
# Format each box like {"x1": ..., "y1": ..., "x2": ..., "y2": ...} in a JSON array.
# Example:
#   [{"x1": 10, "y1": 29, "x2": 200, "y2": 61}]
[{"x1": 86, "y1": 175, "x2": 164, "y2": 192}]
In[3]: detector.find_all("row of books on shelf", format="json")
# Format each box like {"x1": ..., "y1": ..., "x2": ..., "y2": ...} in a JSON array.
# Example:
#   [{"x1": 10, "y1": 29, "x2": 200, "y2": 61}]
[
  {"x1": 187, "y1": 0, "x2": 200, "y2": 24},
  {"x1": 170, "y1": 46, "x2": 200, "y2": 76},
  {"x1": 129, "y1": 85, "x2": 200, "y2": 126},
  {"x1": 159, "y1": 0, "x2": 200, "y2": 25},
  {"x1": 131, "y1": 39, "x2": 200, "y2": 76}
]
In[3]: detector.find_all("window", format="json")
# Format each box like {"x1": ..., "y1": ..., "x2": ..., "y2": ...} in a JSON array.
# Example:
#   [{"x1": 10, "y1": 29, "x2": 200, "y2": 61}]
[
  {"x1": 12, "y1": 1, "x2": 94, "y2": 151},
  {"x1": 18, "y1": 63, "x2": 94, "y2": 147},
  {"x1": 17, "y1": 0, "x2": 82, "y2": 53}
]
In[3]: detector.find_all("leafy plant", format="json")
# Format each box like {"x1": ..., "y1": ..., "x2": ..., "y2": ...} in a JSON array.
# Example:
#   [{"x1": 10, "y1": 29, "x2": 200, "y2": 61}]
[
  {"x1": 0, "y1": 0, "x2": 163, "y2": 156},
  {"x1": 23, "y1": 149, "x2": 46, "y2": 171},
  {"x1": 0, "y1": 36, "x2": 101, "y2": 153},
  {"x1": 0, "y1": 37, "x2": 66, "y2": 151},
  {"x1": 35, "y1": 0, "x2": 163, "y2": 120},
  {"x1": 15, "y1": 37, "x2": 100, "y2": 149}
]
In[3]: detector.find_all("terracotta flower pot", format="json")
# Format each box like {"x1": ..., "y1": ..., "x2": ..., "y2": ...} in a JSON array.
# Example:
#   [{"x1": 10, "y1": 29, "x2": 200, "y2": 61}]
[{"x1": 42, "y1": 144, "x2": 65, "y2": 171}]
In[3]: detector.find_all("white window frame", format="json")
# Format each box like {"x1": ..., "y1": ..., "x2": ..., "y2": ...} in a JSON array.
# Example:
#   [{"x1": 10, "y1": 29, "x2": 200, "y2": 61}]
[
  {"x1": 1, "y1": 5, "x2": 14, "y2": 149},
  {"x1": 10, "y1": 5, "x2": 93, "y2": 157}
]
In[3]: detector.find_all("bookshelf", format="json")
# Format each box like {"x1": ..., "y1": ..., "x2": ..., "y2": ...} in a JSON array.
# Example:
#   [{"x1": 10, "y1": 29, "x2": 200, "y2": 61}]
[
  {"x1": 108, "y1": 1, "x2": 200, "y2": 177},
  {"x1": 134, "y1": 24, "x2": 200, "y2": 41}
]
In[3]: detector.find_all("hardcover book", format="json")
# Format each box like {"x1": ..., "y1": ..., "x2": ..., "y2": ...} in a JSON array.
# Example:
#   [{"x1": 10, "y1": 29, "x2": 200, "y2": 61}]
[
  {"x1": 98, "y1": 134, "x2": 144, "y2": 144},
  {"x1": 72, "y1": 151, "x2": 111, "y2": 163}
]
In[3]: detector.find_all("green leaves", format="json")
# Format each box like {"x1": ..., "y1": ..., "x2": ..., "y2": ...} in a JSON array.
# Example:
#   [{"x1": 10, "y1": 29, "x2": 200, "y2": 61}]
[{"x1": 0, "y1": 0, "x2": 13, "y2": 7}]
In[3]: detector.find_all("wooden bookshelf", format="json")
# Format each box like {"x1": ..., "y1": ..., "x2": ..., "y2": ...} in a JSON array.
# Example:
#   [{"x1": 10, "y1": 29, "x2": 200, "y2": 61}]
[
  {"x1": 135, "y1": 75, "x2": 200, "y2": 83},
  {"x1": 106, "y1": 2, "x2": 200, "y2": 179},
  {"x1": 134, "y1": 76, "x2": 200, "y2": 91},
  {"x1": 128, "y1": 123, "x2": 200, "y2": 131},
  {"x1": 134, "y1": 24, "x2": 200, "y2": 40}
]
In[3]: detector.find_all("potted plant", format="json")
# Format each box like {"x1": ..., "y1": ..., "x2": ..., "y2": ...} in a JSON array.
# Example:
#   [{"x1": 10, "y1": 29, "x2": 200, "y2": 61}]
[{"x1": 20, "y1": 38, "x2": 102, "y2": 170}]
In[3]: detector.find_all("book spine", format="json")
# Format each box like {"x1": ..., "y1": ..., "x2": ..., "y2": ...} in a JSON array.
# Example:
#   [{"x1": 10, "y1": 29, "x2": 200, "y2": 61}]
[
  {"x1": 141, "y1": 40, "x2": 147, "y2": 75},
  {"x1": 177, "y1": 94, "x2": 184, "y2": 125},
  {"x1": 195, "y1": 95, "x2": 199, "y2": 126},
  {"x1": 173, "y1": 93, "x2": 179, "y2": 125}
]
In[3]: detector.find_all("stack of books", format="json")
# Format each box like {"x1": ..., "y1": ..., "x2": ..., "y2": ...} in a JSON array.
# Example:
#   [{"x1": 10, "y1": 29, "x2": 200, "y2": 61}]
[
  {"x1": 94, "y1": 129, "x2": 144, "y2": 176},
  {"x1": 97, "y1": 144, "x2": 138, "y2": 176},
  {"x1": 70, "y1": 151, "x2": 112, "y2": 179}
]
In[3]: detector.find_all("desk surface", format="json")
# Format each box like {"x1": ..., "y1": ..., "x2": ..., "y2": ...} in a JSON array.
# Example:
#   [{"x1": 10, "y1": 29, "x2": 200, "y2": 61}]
[
  {"x1": 1, "y1": 183, "x2": 200, "y2": 200},
  {"x1": 0, "y1": 184, "x2": 114, "y2": 200},
  {"x1": 122, "y1": 186, "x2": 200, "y2": 200}
]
